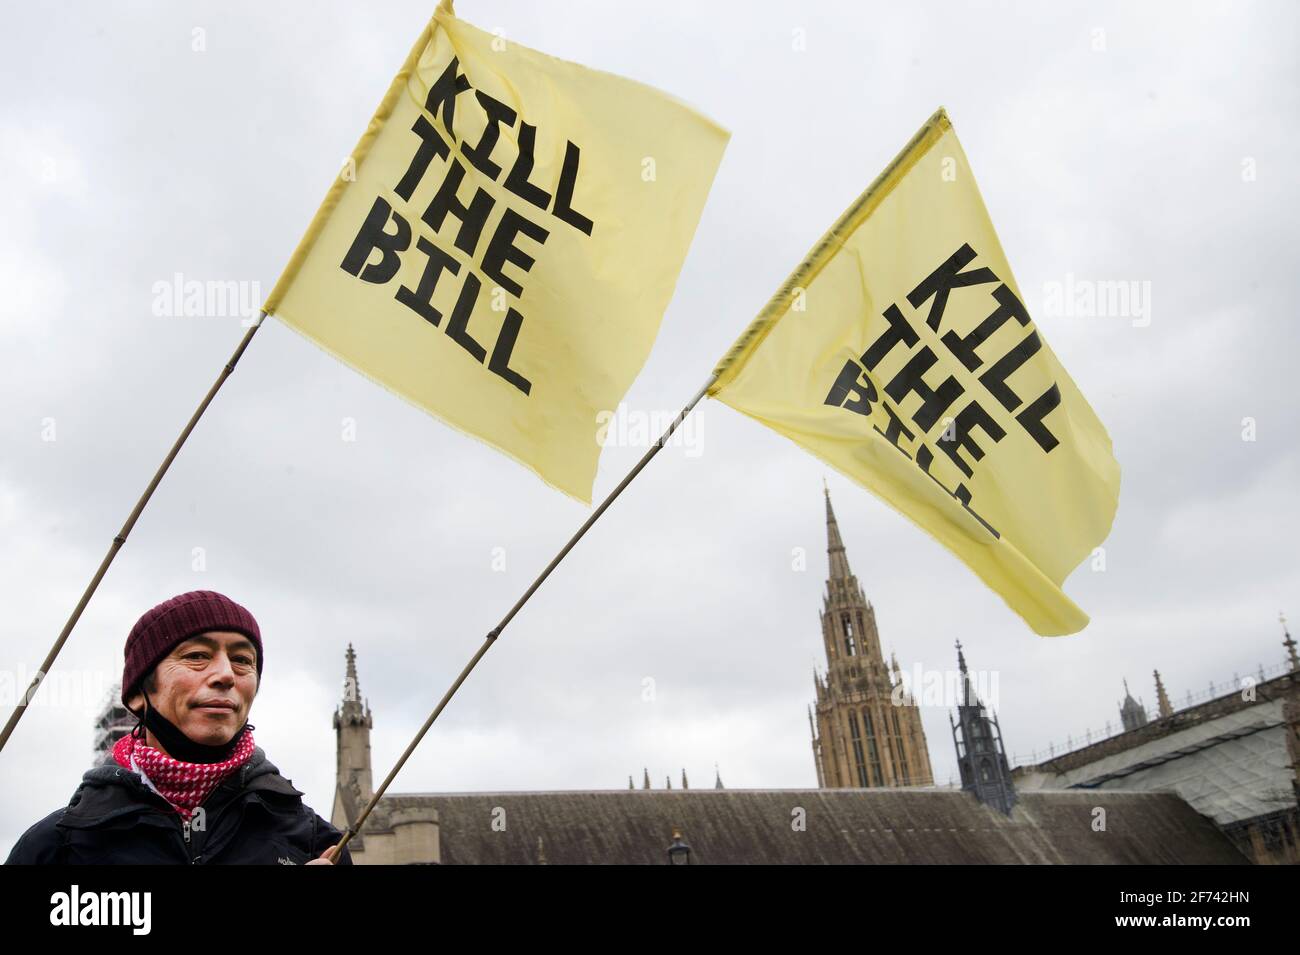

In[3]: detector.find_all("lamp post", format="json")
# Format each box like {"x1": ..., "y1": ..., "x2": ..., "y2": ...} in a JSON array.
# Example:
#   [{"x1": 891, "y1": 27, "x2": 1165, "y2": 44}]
[{"x1": 667, "y1": 827, "x2": 691, "y2": 865}]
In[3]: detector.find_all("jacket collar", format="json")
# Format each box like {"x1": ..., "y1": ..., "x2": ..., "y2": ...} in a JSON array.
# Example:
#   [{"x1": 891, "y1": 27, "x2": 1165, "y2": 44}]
[{"x1": 58, "y1": 746, "x2": 303, "y2": 829}]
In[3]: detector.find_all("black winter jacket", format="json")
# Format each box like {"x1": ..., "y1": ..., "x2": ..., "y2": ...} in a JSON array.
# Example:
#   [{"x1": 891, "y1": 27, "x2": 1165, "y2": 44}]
[{"x1": 4, "y1": 747, "x2": 352, "y2": 865}]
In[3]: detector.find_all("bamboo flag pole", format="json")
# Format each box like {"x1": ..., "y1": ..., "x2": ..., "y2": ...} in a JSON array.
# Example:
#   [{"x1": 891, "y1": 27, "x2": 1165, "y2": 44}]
[
  {"x1": 325, "y1": 372, "x2": 718, "y2": 860},
  {"x1": 0, "y1": 311, "x2": 271, "y2": 757}
]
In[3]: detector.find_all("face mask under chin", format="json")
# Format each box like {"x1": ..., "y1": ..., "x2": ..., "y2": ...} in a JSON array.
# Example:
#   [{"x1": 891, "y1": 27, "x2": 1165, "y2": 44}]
[{"x1": 135, "y1": 687, "x2": 250, "y2": 764}]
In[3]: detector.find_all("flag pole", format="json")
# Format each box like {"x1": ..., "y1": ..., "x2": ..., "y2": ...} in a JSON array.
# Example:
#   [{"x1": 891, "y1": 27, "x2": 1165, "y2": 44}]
[
  {"x1": 326, "y1": 372, "x2": 718, "y2": 860},
  {"x1": 0, "y1": 311, "x2": 271, "y2": 757}
]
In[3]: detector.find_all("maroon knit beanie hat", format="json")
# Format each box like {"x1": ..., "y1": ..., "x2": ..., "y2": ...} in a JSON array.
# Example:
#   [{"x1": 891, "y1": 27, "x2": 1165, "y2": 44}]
[{"x1": 121, "y1": 591, "x2": 263, "y2": 708}]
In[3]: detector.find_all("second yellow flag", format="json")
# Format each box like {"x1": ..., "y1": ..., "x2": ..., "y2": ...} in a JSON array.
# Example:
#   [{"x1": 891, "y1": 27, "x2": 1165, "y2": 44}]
[{"x1": 711, "y1": 109, "x2": 1119, "y2": 636}]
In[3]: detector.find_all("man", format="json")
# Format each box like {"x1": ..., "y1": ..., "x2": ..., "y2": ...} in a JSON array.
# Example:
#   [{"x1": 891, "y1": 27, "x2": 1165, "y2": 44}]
[{"x1": 5, "y1": 590, "x2": 351, "y2": 865}]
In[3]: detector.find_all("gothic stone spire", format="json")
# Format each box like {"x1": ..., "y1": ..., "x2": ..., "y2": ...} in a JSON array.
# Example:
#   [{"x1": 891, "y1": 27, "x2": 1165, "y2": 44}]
[
  {"x1": 825, "y1": 483, "x2": 853, "y2": 582},
  {"x1": 810, "y1": 487, "x2": 933, "y2": 788},
  {"x1": 333, "y1": 643, "x2": 375, "y2": 817},
  {"x1": 951, "y1": 643, "x2": 1017, "y2": 815},
  {"x1": 1154, "y1": 669, "x2": 1173, "y2": 719}
]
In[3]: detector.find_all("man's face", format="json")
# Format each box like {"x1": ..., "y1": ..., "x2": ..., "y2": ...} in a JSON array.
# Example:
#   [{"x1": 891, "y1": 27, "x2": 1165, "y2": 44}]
[{"x1": 128, "y1": 630, "x2": 258, "y2": 749}]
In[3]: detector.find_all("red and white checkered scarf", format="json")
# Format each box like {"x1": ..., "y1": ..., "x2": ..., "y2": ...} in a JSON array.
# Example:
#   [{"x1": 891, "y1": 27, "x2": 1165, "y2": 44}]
[{"x1": 113, "y1": 728, "x2": 255, "y2": 820}]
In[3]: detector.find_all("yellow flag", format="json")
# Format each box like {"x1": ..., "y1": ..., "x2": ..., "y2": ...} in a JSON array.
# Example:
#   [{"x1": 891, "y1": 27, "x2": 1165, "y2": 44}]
[
  {"x1": 264, "y1": 2, "x2": 727, "y2": 503},
  {"x1": 710, "y1": 109, "x2": 1119, "y2": 636}
]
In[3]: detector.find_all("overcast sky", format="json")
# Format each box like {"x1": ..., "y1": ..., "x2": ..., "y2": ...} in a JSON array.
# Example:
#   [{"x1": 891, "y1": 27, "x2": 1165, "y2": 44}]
[{"x1": 1, "y1": 0, "x2": 1297, "y2": 855}]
